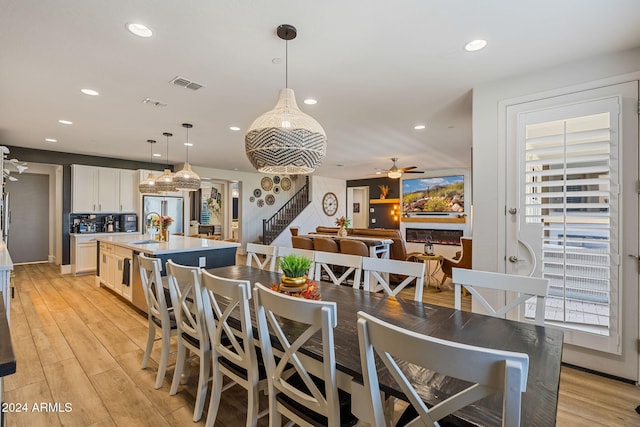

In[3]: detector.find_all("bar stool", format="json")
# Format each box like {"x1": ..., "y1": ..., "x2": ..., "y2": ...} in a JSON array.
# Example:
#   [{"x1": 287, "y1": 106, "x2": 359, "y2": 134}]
[
  {"x1": 313, "y1": 237, "x2": 339, "y2": 253},
  {"x1": 291, "y1": 236, "x2": 314, "y2": 250}
]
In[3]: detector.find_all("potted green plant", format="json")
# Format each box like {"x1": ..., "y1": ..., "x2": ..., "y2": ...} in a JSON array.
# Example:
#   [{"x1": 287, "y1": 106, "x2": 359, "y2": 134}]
[{"x1": 279, "y1": 254, "x2": 312, "y2": 288}]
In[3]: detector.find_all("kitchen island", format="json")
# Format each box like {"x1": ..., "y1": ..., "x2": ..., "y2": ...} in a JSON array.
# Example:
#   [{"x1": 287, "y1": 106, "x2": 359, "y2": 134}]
[{"x1": 94, "y1": 234, "x2": 240, "y2": 311}]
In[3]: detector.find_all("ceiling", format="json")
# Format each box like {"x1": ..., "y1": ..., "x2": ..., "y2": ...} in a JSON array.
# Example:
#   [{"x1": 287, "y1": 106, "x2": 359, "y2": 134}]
[{"x1": 1, "y1": 1, "x2": 639, "y2": 180}]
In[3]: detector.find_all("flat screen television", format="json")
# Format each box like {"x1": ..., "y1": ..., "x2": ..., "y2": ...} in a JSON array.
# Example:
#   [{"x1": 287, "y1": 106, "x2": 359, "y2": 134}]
[{"x1": 402, "y1": 175, "x2": 465, "y2": 214}]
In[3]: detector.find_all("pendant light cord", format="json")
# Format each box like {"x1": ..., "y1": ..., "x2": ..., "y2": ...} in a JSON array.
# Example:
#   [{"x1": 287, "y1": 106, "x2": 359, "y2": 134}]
[
  {"x1": 185, "y1": 126, "x2": 190, "y2": 164},
  {"x1": 285, "y1": 38, "x2": 288, "y2": 88},
  {"x1": 166, "y1": 134, "x2": 170, "y2": 169}
]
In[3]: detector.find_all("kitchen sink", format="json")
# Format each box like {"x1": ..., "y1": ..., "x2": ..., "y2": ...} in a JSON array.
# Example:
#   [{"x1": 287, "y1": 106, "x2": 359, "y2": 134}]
[{"x1": 127, "y1": 240, "x2": 160, "y2": 245}]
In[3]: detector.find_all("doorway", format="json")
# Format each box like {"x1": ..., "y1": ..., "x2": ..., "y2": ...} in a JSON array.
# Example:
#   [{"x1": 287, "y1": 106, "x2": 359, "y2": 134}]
[
  {"x1": 6, "y1": 173, "x2": 49, "y2": 263},
  {"x1": 505, "y1": 81, "x2": 639, "y2": 380},
  {"x1": 347, "y1": 186, "x2": 369, "y2": 228}
]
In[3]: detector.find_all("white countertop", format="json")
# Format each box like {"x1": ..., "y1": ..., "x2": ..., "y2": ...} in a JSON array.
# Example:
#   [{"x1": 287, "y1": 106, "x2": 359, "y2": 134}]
[
  {"x1": 0, "y1": 241, "x2": 12, "y2": 271},
  {"x1": 94, "y1": 234, "x2": 240, "y2": 255}
]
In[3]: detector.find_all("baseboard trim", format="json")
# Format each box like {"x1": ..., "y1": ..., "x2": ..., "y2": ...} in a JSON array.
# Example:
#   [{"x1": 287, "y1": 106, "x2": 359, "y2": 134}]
[
  {"x1": 60, "y1": 264, "x2": 72, "y2": 275},
  {"x1": 562, "y1": 362, "x2": 636, "y2": 384}
]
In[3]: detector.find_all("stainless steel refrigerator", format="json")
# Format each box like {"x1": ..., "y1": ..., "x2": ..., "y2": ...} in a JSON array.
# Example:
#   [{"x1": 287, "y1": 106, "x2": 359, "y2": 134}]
[{"x1": 142, "y1": 196, "x2": 183, "y2": 235}]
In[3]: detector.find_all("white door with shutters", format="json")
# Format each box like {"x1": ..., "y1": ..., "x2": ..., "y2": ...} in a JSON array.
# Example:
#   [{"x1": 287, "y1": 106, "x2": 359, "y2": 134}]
[{"x1": 506, "y1": 81, "x2": 639, "y2": 380}]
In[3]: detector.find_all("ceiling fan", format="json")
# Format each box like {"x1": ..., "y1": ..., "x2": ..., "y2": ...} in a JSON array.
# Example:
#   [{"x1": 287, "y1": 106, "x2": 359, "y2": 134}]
[{"x1": 384, "y1": 157, "x2": 424, "y2": 179}]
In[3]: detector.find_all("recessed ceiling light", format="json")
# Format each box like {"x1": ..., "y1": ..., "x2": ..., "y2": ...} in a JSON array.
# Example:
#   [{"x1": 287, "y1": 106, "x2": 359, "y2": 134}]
[
  {"x1": 375, "y1": 171, "x2": 382, "y2": 175},
  {"x1": 184, "y1": 143, "x2": 193, "y2": 147},
  {"x1": 464, "y1": 39, "x2": 487, "y2": 52},
  {"x1": 153, "y1": 153, "x2": 162, "y2": 157},
  {"x1": 58, "y1": 119, "x2": 72, "y2": 125},
  {"x1": 414, "y1": 124, "x2": 426, "y2": 130},
  {"x1": 126, "y1": 23, "x2": 153, "y2": 38},
  {"x1": 45, "y1": 138, "x2": 57, "y2": 143},
  {"x1": 304, "y1": 98, "x2": 317, "y2": 105},
  {"x1": 272, "y1": 58, "x2": 282, "y2": 64},
  {"x1": 229, "y1": 126, "x2": 241, "y2": 131},
  {"x1": 81, "y1": 88, "x2": 99, "y2": 96}
]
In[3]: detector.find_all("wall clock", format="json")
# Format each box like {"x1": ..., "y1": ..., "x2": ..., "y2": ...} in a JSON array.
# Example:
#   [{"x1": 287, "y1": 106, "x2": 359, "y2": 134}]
[{"x1": 322, "y1": 192, "x2": 338, "y2": 216}]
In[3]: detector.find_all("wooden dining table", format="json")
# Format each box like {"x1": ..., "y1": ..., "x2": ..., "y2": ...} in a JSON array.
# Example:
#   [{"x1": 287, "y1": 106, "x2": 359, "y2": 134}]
[{"x1": 206, "y1": 265, "x2": 563, "y2": 426}]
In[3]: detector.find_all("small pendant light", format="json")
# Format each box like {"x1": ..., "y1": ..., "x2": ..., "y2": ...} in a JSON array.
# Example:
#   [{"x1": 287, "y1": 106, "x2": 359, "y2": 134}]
[
  {"x1": 155, "y1": 132, "x2": 178, "y2": 193},
  {"x1": 174, "y1": 123, "x2": 201, "y2": 191},
  {"x1": 138, "y1": 139, "x2": 160, "y2": 194},
  {"x1": 245, "y1": 24, "x2": 327, "y2": 174}
]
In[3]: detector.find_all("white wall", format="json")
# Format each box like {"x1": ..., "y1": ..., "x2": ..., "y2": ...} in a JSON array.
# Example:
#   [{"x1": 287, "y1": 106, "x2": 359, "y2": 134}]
[{"x1": 472, "y1": 47, "x2": 640, "y2": 274}]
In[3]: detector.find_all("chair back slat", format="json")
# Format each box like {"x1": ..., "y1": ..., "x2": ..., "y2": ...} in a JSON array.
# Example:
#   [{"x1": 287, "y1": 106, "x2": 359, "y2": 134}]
[
  {"x1": 246, "y1": 243, "x2": 277, "y2": 271},
  {"x1": 138, "y1": 254, "x2": 168, "y2": 320},
  {"x1": 452, "y1": 268, "x2": 549, "y2": 325},
  {"x1": 362, "y1": 257, "x2": 425, "y2": 300},
  {"x1": 357, "y1": 311, "x2": 529, "y2": 427},
  {"x1": 314, "y1": 251, "x2": 363, "y2": 288},
  {"x1": 167, "y1": 260, "x2": 206, "y2": 342}
]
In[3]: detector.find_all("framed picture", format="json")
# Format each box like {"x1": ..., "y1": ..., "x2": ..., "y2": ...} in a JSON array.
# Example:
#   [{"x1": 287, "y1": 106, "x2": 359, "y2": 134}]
[{"x1": 353, "y1": 202, "x2": 360, "y2": 213}]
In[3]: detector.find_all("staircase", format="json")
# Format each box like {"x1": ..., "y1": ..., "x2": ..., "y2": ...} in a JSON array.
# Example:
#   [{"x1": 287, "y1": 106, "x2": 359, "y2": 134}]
[{"x1": 262, "y1": 176, "x2": 310, "y2": 245}]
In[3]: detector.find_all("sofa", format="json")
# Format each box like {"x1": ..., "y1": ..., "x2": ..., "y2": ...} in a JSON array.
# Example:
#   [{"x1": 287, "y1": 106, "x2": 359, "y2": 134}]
[{"x1": 314, "y1": 227, "x2": 420, "y2": 262}]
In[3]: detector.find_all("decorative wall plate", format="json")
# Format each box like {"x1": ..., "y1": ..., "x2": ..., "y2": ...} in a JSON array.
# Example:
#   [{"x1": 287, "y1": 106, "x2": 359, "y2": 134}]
[
  {"x1": 261, "y1": 176, "x2": 273, "y2": 191},
  {"x1": 257, "y1": 199, "x2": 264, "y2": 207},
  {"x1": 273, "y1": 175, "x2": 281, "y2": 184},
  {"x1": 265, "y1": 194, "x2": 275, "y2": 205},
  {"x1": 249, "y1": 196, "x2": 255, "y2": 202},
  {"x1": 273, "y1": 185, "x2": 281, "y2": 194},
  {"x1": 290, "y1": 174, "x2": 298, "y2": 181},
  {"x1": 253, "y1": 188, "x2": 262, "y2": 198},
  {"x1": 280, "y1": 177, "x2": 292, "y2": 191}
]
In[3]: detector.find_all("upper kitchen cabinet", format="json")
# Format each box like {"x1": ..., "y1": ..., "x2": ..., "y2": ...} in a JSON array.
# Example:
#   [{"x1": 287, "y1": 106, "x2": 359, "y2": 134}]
[
  {"x1": 71, "y1": 165, "x2": 138, "y2": 213},
  {"x1": 118, "y1": 169, "x2": 137, "y2": 213}
]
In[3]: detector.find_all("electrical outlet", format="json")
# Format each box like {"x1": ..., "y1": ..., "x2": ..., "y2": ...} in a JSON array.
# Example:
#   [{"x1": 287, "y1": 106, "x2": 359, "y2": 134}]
[
  {"x1": 199, "y1": 256, "x2": 206, "y2": 267},
  {"x1": 371, "y1": 218, "x2": 376, "y2": 223}
]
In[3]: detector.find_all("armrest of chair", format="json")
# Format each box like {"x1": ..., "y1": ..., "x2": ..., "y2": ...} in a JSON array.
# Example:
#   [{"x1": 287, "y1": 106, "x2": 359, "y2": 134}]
[{"x1": 405, "y1": 252, "x2": 424, "y2": 263}]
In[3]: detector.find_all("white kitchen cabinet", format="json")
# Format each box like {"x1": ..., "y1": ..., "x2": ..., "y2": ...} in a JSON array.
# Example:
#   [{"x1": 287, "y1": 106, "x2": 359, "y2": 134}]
[
  {"x1": 72, "y1": 165, "x2": 139, "y2": 213},
  {"x1": 72, "y1": 165, "x2": 97, "y2": 213},
  {"x1": 71, "y1": 235, "x2": 97, "y2": 275},
  {"x1": 113, "y1": 246, "x2": 133, "y2": 300},
  {"x1": 98, "y1": 242, "x2": 115, "y2": 290},
  {"x1": 118, "y1": 169, "x2": 137, "y2": 213}
]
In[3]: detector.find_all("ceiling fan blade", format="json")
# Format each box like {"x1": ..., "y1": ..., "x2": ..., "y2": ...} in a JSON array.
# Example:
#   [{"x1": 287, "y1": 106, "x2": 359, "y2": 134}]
[
  {"x1": 404, "y1": 170, "x2": 425, "y2": 174},
  {"x1": 400, "y1": 166, "x2": 417, "y2": 172}
]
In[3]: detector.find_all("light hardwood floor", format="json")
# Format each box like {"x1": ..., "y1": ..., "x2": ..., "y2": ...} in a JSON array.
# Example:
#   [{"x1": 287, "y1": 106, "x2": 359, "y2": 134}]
[{"x1": 4, "y1": 263, "x2": 640, "y2": 426}]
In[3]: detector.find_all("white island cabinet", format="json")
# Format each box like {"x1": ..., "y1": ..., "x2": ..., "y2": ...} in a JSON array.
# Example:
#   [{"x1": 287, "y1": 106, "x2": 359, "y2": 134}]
[
  {"x1": 0, "y1": 242, "x2": 12, "y2": 322},
  {"x1": 94, "y1": 235, "x2": 240, "y2": 311},
  {"x1": 71, "y1": 232, "x2": 138, "y2": 275}
]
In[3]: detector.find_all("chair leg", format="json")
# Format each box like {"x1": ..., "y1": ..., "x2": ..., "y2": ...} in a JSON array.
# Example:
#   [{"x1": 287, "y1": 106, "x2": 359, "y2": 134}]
[
  {"x1": 141, "y1": 320, "x2": 156, "y2": 369},
  {"x1": 205, "y1": 366, "x2": 223, "y2": 427},
  {"x1": 155, "y1": 327, "x2": 171, "y2": 389},
  {"x1": 170, "y1": 340, "x2": 186, "y2": 395},
  {"x1": 192, "y1": 349, "x2": 211, "y2": 422},
  {"x1": 246, "y1": 382, "x2": 260, "y2": 427},
  {"x1": 268, "y1": 391, "x2": 281, "y2": 427}
]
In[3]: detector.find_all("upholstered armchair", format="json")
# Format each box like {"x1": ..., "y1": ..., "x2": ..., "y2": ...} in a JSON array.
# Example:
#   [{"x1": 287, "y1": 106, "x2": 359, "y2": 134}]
[{"x1": 440, "y1": 237, "x2": 472, "y2": 286}]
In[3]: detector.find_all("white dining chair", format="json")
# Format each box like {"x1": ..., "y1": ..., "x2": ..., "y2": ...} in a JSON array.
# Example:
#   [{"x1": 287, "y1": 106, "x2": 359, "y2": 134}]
[
  {"x1": 356, "y1": 311, "x2": 529, "y2": 427},
  {"x1": 200, "y1": 270, "x2": 268, "y2": 427},
  {"x1": 166, "y1": 260, "x2": 210, "y2": 422},
  {"x1": 275, "y1": 246, "x2": 316, "y2": 280},
  {"x1": 245, "y1": 243, "x2": 277, "y2": 271},
  {"x1": 253, "y1": 283, "x2": 358, "y2": 427},
  {"x1": 452, "y1": 268, "x2": 550, "y2": 325},
  {"x1": 138, "y1": 253, "x2": 176, "y2": 389},
  {"x1": 314, "y1": 251, "x2": 363, "y2": 289},
  {"x1": 362, "y1": 257, "x2": 426, "y2": 300}
]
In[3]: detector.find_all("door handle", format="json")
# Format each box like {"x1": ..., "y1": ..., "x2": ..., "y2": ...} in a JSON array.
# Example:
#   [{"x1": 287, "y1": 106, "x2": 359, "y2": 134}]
[{"x1": 508, "y1": 255, "x2": 525, "y2": 263}]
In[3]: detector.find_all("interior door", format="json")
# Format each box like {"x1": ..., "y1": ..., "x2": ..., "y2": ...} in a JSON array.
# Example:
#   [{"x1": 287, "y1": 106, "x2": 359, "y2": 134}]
[{"x1": 505, "y1": 81, "x2": 639, "y2": 380}]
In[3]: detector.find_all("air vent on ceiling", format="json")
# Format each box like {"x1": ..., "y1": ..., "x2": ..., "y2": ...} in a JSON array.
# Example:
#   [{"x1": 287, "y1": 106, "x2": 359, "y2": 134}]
[
  {"x1": 170, "y1": 76, "x2": 205, "y2": 91},
  {"x1": 142, "y1": 97, "x2": 167, "y2": 107}
]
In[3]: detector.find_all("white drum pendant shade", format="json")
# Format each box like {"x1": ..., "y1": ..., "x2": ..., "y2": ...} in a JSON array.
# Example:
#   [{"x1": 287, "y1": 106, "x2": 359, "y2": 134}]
[
  {"x1": 138, "y1": 171, "x2": 159, "y2": 194},
  {"x1": 174, "y1": 162, "x2": 201, "y2": 191},
  {"x1": 245, "y1": 88, "x2": 327, "y2": 174}
]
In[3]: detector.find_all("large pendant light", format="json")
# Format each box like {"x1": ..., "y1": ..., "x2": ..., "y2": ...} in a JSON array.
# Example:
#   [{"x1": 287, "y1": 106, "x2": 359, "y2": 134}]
[
  {"x1": 174, "y1": 123, "x2": 201, "y2": 191},
  {"x1": 155, "y1": 132, "x2": 178, "y2": 193},
  {"x1": 138, "y1": 139, "x2": 159, "y2": 194},
  {"x1": 245, "y1": 24, "x2": 327, "y2": 174}
]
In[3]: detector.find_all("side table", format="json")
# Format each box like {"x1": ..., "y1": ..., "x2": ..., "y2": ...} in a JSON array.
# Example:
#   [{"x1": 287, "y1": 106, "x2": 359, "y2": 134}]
[{"x1": 415, "y1": 254, "x2": 444, "y2": 293}]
